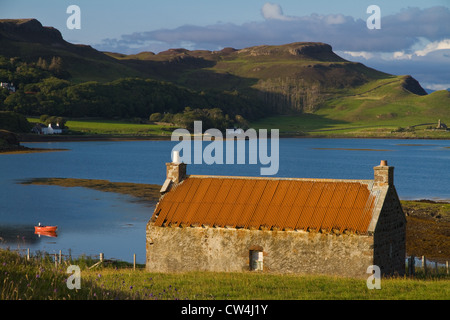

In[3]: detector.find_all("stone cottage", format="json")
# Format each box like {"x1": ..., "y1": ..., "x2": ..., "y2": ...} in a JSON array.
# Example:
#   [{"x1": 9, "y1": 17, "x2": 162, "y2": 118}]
[{"x1": 146, "y1": 158, "x2": 406, "y2": 278}]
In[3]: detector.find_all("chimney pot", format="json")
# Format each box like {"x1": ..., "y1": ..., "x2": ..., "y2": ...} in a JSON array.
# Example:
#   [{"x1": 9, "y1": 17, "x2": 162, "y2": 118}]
[
  {"x1": 172, "y1": 150, "x2": 181, "y2": 164},
  {"x1": 380, "y1": 160, "x2": 388, "y2": 166}
]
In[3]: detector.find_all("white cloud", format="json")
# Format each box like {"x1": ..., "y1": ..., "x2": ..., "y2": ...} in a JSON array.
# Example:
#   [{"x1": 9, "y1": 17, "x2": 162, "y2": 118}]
[
  {"x1": 261, "y1": 3, "x2": 294, "y2": 21},
  {"x1": 343, "y1": 51, "x2": 374, "y2": 60},
  {"x1": 414, "y1": 39, "x2": 450, "y2": 56},
  {"x1": 324, "y1": 14, "x2": 347, "y2": 25},
  {"x1": 421, "y1": 83, "x2": 450, "y2": 91},
  {"x1": 393, "y1": 51, "x2": 412, "y2": 60}
]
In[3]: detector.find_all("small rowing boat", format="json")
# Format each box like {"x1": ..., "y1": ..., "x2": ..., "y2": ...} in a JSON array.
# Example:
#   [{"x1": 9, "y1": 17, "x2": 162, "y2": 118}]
[{"x1": 35, "y1": 224, "x2": 57, "y2": 232}]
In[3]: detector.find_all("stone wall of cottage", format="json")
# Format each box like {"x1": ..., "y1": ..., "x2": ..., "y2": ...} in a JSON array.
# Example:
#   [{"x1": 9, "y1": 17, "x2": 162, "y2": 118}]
[
  {"x1": 373, "y1": 187, "x2": 407, "y2": 276},
  {"x1": 146, "y1": 224, "x2": 375, "y2": 278}
]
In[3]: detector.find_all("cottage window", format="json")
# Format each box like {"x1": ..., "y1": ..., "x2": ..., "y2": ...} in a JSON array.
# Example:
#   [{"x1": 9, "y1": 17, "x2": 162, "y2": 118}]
[{"x1": 250, "y1": 250, "x2": 263, "y2": 271}]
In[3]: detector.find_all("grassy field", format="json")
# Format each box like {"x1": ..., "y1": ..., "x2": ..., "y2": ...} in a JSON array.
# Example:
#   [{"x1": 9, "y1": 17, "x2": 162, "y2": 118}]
[
  {"x1": 251, "y1": 114, "x2": 450, "y2": 139},
  {"x1": 27, "y1": 117, "x2": 175, "y2": 137},
  {"x1": 252, "y1": 79, "x2": 450, "y2": 138},
  {"x1": 0, "y1": 249, "x2": 448, "y2": 300},
  {"x1": 25, "y1": 114, "x2": 450, "y2": 140}
]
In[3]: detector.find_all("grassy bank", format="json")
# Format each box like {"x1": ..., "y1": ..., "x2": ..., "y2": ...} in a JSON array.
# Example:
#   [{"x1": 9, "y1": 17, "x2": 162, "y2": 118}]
[
  {"x1": 25, "y1": 116, "x2": 450, "y2": 140},
  {"x1": 0, "y1": 249, "x2": 448, "y2": 300},
  {"x1": 27, "y1": 117, "x2": 175, "y2": 137},
  {"x1": 251, "y1": 114, "x2": 450, "y2": 139}
]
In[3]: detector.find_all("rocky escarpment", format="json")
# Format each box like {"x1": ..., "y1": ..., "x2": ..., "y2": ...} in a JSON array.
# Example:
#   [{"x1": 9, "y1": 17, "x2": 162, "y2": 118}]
[
  {"x1": 0, "y1": 18, "x2": 114, "y2": 62},
  {"x1": 0, "y1": 19, "x2": 65, "y2": 45},
  {"x1": 238, "y1": 42, "x2": 346, "y2": 62}
]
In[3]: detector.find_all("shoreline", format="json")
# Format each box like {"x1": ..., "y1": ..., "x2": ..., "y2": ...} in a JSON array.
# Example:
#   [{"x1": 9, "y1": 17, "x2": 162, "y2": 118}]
[
  {"x1": 18, "y1": 133, "x2": 171, "y2": 143},
  {"x1": 17, "y1": 133, "x2": 450, "y2": 143},
  {"x1": 0, "y1": 147, "x2": 69, "y2": 154}
]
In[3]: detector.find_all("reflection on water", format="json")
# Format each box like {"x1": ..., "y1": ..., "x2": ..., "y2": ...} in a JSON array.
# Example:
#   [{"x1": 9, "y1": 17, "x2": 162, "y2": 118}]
[
  {"x1": 0, "y1": 225, "x2": 39, "y2": 246},
  {"x1": 35, "y1": 230, "x2": 58, "y2": 238}
]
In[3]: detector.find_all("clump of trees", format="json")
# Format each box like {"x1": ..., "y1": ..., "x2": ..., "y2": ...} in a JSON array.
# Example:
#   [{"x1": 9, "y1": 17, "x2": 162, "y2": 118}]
[
  {"x1": 392, "y1": 126, "x2": 415, "y2": 133},
  {"x1": 150, "y1": 107, "x2": 250, "y2": 132},
  {"x1": 39, "y1": 114, "x2": 67, "y2": 128},
  {"x1": 0, "y1": 111, "x2": 32, "y2": 133},
  {"x1": 0, "y1": 54, "x2": 264, "y2": 130}
]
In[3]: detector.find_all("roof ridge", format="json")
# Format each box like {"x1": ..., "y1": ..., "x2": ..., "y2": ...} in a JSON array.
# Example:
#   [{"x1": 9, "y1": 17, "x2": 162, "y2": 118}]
[{"x1": 187, "y1": 174, "x2": 373, "y2": 183}]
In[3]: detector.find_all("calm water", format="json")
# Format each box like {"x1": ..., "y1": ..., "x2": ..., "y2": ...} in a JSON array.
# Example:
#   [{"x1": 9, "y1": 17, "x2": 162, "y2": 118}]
[{"x1": 0, "y1": 138, "x2": 449, "y2": 263}]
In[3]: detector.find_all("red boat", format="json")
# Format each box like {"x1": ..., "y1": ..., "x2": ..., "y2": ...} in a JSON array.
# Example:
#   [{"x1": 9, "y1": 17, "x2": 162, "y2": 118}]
[{"x1": 35, "y1": 225, "x2": 57, "y2": 232}]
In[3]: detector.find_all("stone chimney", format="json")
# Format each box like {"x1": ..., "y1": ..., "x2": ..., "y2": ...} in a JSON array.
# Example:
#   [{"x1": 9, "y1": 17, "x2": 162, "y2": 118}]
[
  {"x1": 160, "y1": 151, "x2": 186, "y2": 194},
  {"x1": 165, "y1": 151, "x2": 186, "y2": 184},
  {"x1": 373, "y1": 160, "x2": 394, "y2": 187}
]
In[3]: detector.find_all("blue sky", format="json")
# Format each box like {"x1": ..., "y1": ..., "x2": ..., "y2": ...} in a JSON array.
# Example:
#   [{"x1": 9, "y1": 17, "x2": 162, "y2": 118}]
[{"x1": 1, "y1": 0, "x2": 449, "y2": 90}]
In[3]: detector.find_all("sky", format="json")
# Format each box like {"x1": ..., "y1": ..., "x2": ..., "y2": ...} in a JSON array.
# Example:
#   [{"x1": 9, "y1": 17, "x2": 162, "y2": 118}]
[{"x1": 1, "y1": 0, "x2": 449, "y2": 90}]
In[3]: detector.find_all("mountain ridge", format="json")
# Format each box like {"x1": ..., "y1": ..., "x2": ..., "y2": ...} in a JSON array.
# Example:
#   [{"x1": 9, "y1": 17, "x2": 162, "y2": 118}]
[{"x1": 0, "y1": 18, "x2": 445, "y2": 127}]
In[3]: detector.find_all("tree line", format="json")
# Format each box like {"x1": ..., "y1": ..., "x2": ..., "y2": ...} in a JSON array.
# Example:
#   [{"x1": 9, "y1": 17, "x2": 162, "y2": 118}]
[{"x1": 0, "y1": 55, "x2": 266, "y2": 131}]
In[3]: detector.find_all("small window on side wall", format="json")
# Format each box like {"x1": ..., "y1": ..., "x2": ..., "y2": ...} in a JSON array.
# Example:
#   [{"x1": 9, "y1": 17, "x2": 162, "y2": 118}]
[{"x1": 249, "y1": 249, "x2": 263, "y2": 271}]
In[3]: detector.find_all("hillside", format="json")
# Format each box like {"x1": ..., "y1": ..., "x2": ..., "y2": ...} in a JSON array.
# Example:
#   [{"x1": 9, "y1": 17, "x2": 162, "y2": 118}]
[
  {"x1": 0, "y1": 19, "x2": 143, "y2": 82},
  {"x1": 0, "y1": 18, "x2": 448, "y2": 135}
]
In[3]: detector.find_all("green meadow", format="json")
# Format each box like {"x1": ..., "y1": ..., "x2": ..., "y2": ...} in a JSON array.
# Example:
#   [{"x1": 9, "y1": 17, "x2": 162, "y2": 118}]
[
  {"x1": 252, "y1": 78, "x2": 450, "y2": 138},
  {"x1": 28, "y1": 117, "x2": 175, "y2": 137},
  {"x1": 0, "y1": 249, "x2": 448, "y2": 300}
]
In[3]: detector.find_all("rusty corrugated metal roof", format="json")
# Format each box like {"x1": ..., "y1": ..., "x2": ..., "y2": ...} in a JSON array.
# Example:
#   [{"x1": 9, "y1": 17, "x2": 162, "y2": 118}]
[{"x1": 152, "y1": 175, "x2": 378, "y2": 234}]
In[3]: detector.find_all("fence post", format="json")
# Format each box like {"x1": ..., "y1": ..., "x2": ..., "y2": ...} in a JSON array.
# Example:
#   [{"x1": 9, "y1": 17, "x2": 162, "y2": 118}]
[
  {"x1": 422, "y1": 256, "x2": 427, "y2": 275},
  {"x1": 133, "y1": 254, "x2": 136, "y2": 271},
  {"x1": 446, "y1": 261, "x2": 449, "y2": 275},
  {"x1": 434, "y1": 261, "x2": 438, "y2": 274},
  {"x1": 27, "y1": 248, "x2": 30, "y2": 261},
  {"x1": 59, "y1": 250, "x2": 62, "y2": 264},
  {"x1": 100, "y1": 253, "x2": 104, "y2": 262},
  {"x1": 409, "y1": 255, "x2": 415, "y2": 276}
]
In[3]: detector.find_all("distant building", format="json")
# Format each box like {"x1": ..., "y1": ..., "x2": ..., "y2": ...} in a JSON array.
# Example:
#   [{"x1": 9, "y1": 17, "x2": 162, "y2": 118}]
[
  {"x1": 32, "y1": 123, "x2": 63, "y2": 135},
  {"x1": 0, "y1": 82, "x2": 16, "y2": 93},
  {"x1": 146, "y1": 157, "x2": 406, "y2": 278},
  {"x1": 436, "y1": 119, "x2": 448, "y2": 130}
]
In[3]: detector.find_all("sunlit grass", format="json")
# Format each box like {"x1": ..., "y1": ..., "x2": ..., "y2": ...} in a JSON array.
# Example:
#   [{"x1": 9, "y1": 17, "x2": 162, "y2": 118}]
[
  {"x1": 27, "y1": 117, "x2": 175, "y2": 136},
  {"x1": 1, "y1": 249, "x2": 448, "y2": 300}
]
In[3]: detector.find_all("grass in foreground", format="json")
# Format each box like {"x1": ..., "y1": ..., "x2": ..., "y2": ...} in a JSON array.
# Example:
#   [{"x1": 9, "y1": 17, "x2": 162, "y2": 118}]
[{"x1": 1, "y1": 249, "x2": 449, "y2": 300}]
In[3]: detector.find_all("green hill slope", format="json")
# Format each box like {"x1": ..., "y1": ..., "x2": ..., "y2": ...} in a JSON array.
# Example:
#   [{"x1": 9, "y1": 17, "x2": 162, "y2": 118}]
[{"x1": 0, "y1": 19, "x2": 143, "y2": 82}]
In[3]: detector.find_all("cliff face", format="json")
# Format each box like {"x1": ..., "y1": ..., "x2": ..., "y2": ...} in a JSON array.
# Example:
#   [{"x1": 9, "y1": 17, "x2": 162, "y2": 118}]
[
  {"x1": 0, "y1": 19, "x2": 65, "y2": 45},
  {"x1": 0, "y1": 18, "x2": 115, "y2": 61},
  {"x1": 238, "y1": 42, "x2": 344, "y2": 62}
]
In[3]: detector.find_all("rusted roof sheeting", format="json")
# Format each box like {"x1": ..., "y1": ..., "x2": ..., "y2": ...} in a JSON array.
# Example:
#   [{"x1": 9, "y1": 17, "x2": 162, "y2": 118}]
[{"x1": 152, "y1": 176, "x2": 377, "y2": 234}]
